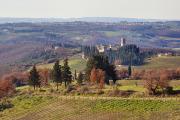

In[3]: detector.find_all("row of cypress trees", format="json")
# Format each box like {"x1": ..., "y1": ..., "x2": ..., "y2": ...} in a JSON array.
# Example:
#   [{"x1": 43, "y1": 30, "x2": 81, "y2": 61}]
[
  {"x1": 29, "y1": 58, "x2": 72, "y2": 90},
  {"x1": 52, "y1": 59, "x2": 72, "y2": 90}
]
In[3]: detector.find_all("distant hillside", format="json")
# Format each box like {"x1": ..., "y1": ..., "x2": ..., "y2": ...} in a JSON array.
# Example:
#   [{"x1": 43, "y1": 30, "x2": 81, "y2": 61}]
[{"x1": 0, "y1": 21, "x2": 180, "y2": 76}]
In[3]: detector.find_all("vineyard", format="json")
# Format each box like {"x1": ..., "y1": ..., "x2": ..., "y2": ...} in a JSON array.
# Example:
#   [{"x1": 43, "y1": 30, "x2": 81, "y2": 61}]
[{"x1": 0, "y1": 94, "x2": 179, "y2": 120}]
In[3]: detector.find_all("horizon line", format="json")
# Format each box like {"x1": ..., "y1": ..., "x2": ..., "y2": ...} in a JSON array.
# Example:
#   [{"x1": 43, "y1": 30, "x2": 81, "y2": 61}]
[{"x1": 0, "y1": 16, "x2": 180, "y2": 21}]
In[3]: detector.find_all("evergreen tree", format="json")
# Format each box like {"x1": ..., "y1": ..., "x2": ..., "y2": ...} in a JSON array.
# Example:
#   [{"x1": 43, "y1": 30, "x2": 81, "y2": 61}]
[
  {"x1": 62, "y1": 59, "x2": 72, "y2": 88},
  {"x1": 85, "y1": 57, "x2": 96, "y2": 81},
  {"x1": 29, "y1": 65, "x2": 40, "y2": 90},
  {"x1": 77, "y1": 72, "x2": 83, "y2": 85},
  {"x1": 106, "y1": 64, "x2": 117, "y2": 84},
  {"x1": 128, "y1": 65, "x2": 132, "y2": 77},
  {"x1": 52, "y1": 60, "x2": 62, "y2": 90}
]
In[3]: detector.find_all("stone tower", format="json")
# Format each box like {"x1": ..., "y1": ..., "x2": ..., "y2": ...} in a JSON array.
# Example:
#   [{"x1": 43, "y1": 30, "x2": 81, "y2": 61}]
[{"x1": 120, "y1": 38, "x2": 126, "y2": 47}]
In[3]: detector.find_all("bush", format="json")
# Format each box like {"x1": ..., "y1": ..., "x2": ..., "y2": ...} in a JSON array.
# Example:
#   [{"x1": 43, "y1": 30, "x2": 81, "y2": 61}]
[
  {"x1": 0, "y1": 79, "x2": 15, "y2": 98},
  {"x1": 108, "y1": 88, "x2": 134, "y2": 97},
  {"x1": 1, "y1": 72, "x2": 29, "y2": 87},
  {"x1": 39, "y1": 89, "x2": 46, "y2": 92},
  {"x1": 143, "y1": 70, "x2": 170, "y2": 95},
  {"x1": 79, "y1": 86, "x2": 89, "y2": 94},
  {"x1": 97, "y1": 90, "x2": 104, "y2": 95},
  {"x1": 130, "y1": 92, "x2": 147, "y2": 98},
  {"x1": 165, "y1": 86, "x2": 174, "y2": 94},
  {"x1": 116, "y1": 69, "x2": 128, "y2": 79},
  {"x1": 131, "y1": 70, "x2": 145, "y2": 80},
  {"x1": 49, "y1": 88, "x2": 54, "y2": 93},
  {"x1": 66, "y1": 85, "x2": 76, "y2": 93},
  {"x1": 0, "y1": 98, "x2": 13, "y2": 111}
]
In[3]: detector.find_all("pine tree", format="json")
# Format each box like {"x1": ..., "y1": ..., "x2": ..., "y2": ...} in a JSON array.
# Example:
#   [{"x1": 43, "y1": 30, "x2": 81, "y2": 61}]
[
  {"x1": 77, "y1": 72, "x2": 83, "y2": 85},
  {"x1": 29, "y1": 65, "x2": 40, "y2": 90},
  {"x1": 62, "y1": 59, "x2": 72, "y2": 88},
  {"x1": 52, "y1": 60, "x2": 62, "y2": 90}
]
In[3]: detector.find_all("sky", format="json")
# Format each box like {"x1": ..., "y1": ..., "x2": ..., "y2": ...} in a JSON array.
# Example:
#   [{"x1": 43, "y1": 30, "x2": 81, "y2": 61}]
[{"x1": 0, "y1": 0, "x2": 179, "y2": 20}]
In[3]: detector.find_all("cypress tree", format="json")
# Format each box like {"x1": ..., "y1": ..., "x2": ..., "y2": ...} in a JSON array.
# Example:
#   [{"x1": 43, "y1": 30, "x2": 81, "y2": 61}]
[
  {"x1": 62, "y1": 59, "x2": 72, "y2": 88},
  {"x1": 128, "y1": 65, "x2": 132, "y2": 77},
  {"x1": 52, "y1": 60, "x2": 62, "y2": 90},
  {"x1": 77, "y1": 72, "x2": 83, "y2": 85},
  {"x1": 29, "y1": 65, "x2": 40, "y2": 90},
  {"x1": 74, "y1": 70, "x2": 77, "y2": 80}
]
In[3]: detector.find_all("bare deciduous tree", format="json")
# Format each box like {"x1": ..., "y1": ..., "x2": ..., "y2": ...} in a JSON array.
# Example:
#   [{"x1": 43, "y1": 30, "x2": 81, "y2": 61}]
[{"x1": 143, "y1": 70, "x2": 170, "y2": 95}]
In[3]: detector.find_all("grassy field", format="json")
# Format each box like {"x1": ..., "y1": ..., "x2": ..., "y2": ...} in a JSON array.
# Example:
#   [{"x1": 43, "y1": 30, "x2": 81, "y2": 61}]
[
  {"x1": 117, "y1": 80, "x2": 180, "y2": 92},
  {"x1": 102, "y1": 30, "x2": 140, "y2": 38},
  {"x1": 38, "y1": 55, "x2": 180, "y2": 73},
  {"x1": 134, "y1": 56, "x2": 180, "y2": 70},
  {"x1": 37, "y1": 55, "x2": 86, "y2": 72}
]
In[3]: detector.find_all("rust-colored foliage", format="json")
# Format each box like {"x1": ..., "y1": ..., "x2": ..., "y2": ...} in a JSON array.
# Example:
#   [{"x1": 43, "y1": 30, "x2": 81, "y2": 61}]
[
  {"x1": 0, "y1": 71, "x2": 30, "y2": 98},
  {"x1": 174, "y1": 68, "x2": 180, "y2": 79},
  {"x1": 116, "y1": 69, "x2": 128, "y2": 79},
  {"x1": 39, "y1": 69, "x2": 50, "y2": 86},
  {"x1": 2, "y1": 72, "x2": 29, "y2": 85},
  {"x1": 98, "y1": 69, "x2": 105, "y2": 89},
  {"x1": 132, "y1": 68, "x2": 180, "y2": 80},
  {"x1": 90, "y1": 68, "x2": 97, "y2": 84},
  {"x1": 143, "y1": 69, "x2": 170, "y2": 95},
  {"x1": 0, "y1": 79, "x2": 15, "y2": 98},
  {"x1": 131, "y1": 69, "x2": 145, "y2": 80},
  {"x1": 90, "y1": 68, "x2": 105, "y2": 89}
]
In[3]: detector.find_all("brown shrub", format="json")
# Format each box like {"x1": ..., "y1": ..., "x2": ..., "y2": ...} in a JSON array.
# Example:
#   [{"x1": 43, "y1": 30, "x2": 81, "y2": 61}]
[
  {"x1": 143, "y1": 69, "x2": 170, "y2": 95},
  {"x1": 174, "y1": 68, "x2": 180, "y2": 79},
  {"x1": 131, "y1": 68, "x2": 180, "y2": 80},
  {"x1": 116, "y1": 69, "x2": 128, "y2": 79},
  {"x1": 0, "y1": 98, "x2": 14, "y2": 111},
  {"x1": 131, "y1": 69, "x2": 145, "y2": 80},
  {"x1": 38, "y1": 69, "x2": 50, "y2": 86},
  {"x1": 108, "y1": 88, "x2": 134, "y2": 97},
  {"x1": 78, "y1": 86, "x2": 90, "y2": 94},
  {"x1": 90, "y1": 68, "x2": 97, "y2": 84},
  {"x1": 1, "y1": 72, "x2": 29, "y2": 86},
  {"x1": 0, "y1": 79, "x2": 15, "y2": 98},
  {"x1": 90, "y1": 68, "x2": 105, "y2": 89}
]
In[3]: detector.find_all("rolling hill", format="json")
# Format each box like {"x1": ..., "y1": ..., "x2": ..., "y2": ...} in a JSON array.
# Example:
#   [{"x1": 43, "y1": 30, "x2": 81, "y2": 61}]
[{"x1": 0, "y1": 21, "x2": 180, "y2": 76}]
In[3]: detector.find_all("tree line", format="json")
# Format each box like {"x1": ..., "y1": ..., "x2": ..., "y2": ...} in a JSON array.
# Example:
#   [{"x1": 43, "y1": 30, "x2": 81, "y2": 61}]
[{"x1": 0, "y1": 55, "x2": 179, "y2": 98}]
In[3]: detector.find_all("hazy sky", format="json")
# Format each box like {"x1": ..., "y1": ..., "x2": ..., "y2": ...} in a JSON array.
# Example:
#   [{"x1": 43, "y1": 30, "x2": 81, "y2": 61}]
[{"x1": 0, "y1": 0, "x2": 179, "y2": 19}]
